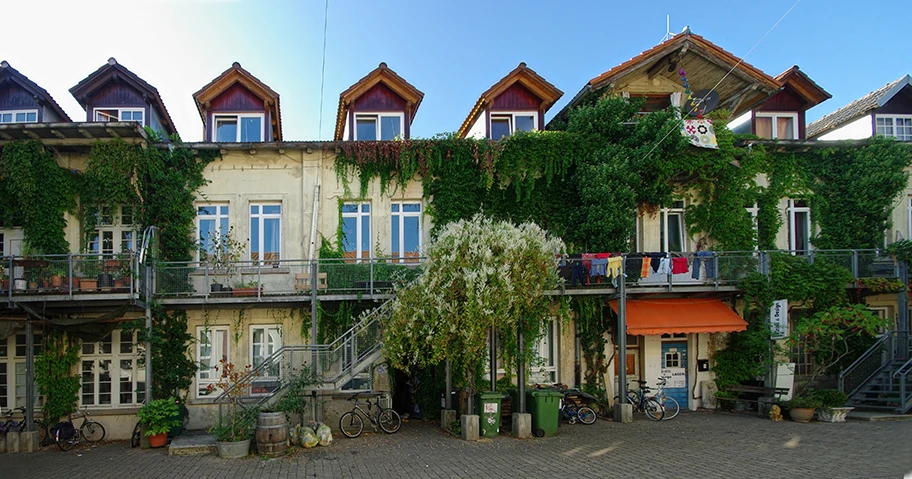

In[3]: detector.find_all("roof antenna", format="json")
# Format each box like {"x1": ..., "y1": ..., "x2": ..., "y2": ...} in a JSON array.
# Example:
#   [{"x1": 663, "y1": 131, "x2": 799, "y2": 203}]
[{"x1": 661, "y1": 15, "x2": 674, "y2": 42}]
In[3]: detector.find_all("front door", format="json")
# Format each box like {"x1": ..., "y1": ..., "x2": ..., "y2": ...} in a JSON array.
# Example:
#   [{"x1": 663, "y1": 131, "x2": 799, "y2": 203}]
[{"x1": 661, "y1": 341, "x2": 688, "y2": 408}]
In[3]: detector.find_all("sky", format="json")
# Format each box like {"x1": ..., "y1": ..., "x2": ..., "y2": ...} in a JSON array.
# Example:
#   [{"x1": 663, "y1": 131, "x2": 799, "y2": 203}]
[{"x1": 3, "y1": 0, "x2": 911, "y2": 142}]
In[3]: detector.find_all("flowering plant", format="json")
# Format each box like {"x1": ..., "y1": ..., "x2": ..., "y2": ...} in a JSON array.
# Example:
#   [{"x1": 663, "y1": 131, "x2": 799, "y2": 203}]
[{"x1": 208, "y1": 359, "x2": 258, "y2": 442}]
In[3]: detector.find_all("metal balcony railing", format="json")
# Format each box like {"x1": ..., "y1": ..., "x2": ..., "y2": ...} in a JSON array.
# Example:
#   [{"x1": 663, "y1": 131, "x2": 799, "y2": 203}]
[{"x1": 0, "y1": 253, "x2": 140, "y2": 301}]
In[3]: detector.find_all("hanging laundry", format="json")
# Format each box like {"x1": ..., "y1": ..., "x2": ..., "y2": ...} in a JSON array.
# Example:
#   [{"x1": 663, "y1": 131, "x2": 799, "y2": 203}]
[
  {"x1": 692, "y1": 251, "x2": 714, "y2": 279},
  {"x1": 570, "y1": 261, "x2": 588, "y2": 286},
  {"x1": 672, "y1": 257, "x2": 689, "y2": 274},
  {"x1": 626, "y1": 256, "x2": 643, "y2": 282},
  {"x1": 607, "y1": 257, "x2": 622, "y2": 280},
  {"x1": 641, "y1": 257, "x2": 651, "y2": 278},
  {"x1": 656, "y1": 257, "x2": 672, "y2": 275},
  {"x1": 582, "y1": 253, "x2": 595, "y2": 271},
  {"x1": 594, "y1": 252, "x2": 612, "y2": 259},
  {"x1": 590, "y1": 258, "x2": 608, "y2": 277},
  {"x1": 647, "y1": 253, "x2": 665, "y2": 273}
]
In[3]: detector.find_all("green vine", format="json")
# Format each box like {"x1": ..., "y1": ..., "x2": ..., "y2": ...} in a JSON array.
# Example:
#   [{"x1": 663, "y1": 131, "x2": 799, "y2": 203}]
[{"x1": 34, "y1": 330, "x2": 81, "y2": 421}]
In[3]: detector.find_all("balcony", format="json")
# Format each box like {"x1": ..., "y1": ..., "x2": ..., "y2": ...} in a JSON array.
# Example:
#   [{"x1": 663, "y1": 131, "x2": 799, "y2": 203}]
[{"x1": 0, "y1": 254, "x2": 141, "y2": 306}]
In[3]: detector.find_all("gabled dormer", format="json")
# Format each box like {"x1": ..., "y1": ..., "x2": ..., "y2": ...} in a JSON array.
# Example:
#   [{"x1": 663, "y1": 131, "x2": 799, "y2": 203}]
[
  {"x1": 808, "y1": 75, "x2": 912, "y2": 141},
  {"x1": 334, "y1": 62, "x2": 423, "y2": 141},
  {"x1": 193, "y1": 62, "x2": 281, "y2": 143},
  {"x1": 69, "y1": 57, "x2": 176, "y2": 136},
  {"x1": 744, "y1": 66, "x2": 831, "y2": 140},
  {"x1": 457, "y1": 62, "x2": 563, "y2": 139},
  {"x1": 0, "y1": 61, "x2": 70, "y2": 123}
]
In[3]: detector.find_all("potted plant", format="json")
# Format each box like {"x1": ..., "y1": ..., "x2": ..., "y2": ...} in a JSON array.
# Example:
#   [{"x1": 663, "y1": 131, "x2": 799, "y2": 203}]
[
  {"x1": 232, "y1": 280, "x2": 262, "y2": 297},
  {"x1": 136, "y1": 398, "x2": 182, "y2": 448},
  {"x1": 812, "y1": 389, "x2": 853, "y2": 422},
  {"x1": 201, "y1": 227, "x2": 245, "y2": 294},
  {"x1": 781, "y1": 394, "x2": 820, "y2": 423},
  {"x1": 48, "y1": 265, "x2": 68, "y2": 290},
  {"x1": 0, "y1": 265, "x2": 8, "y2": 291},
  {"x1": 208, "y1": 359, "x2": 258, "y2": 458}
]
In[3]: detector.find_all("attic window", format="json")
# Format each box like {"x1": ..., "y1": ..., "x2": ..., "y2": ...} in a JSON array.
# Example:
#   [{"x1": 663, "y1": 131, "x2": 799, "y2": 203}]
[
  {"x1": 214, "y1": 114, "x2": 263, "y2": 142},
  {"x1": 354, "y1": 113, "x2": 402, "y2": 140},
  {"x1": 0, "y1": 110, "x2": 38, "y2": 123},
  {"x1": 94, "y1": 108, "x2": 143, "y2": 123},
  {"x1": 875, "y1": 115, "x2": 912, "y2": 141},
  {"x1": 755, "y1": 112, "x2": 797, "y2": 140},
  {"x1": 490, "y1": 113, "x2": 536, "y2": 139}
]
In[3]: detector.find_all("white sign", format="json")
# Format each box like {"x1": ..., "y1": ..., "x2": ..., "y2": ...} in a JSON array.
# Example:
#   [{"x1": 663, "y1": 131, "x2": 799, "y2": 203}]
[
  {"x1": 483, "y1": 403, "x2": 497, "y2": 414},
  {"x1": 660, "y1": 368, "x2": 686, "y2": 388},
  {"x1": 770, "y1": 299, "x2": 788, "y2": 339}
]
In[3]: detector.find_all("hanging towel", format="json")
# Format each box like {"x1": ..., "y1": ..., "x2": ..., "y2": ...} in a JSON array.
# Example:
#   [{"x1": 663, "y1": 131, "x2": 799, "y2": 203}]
[
  {"x1": 641, "y1": 257, "x2": 651, "y2": 278},
  {"x1": 594, "y1": 252, "x2": 612, "y2": 259},
  {"x1": 582, "y1": 253, "x2": 595, "y2": 271},
  {"x1": 590, "y1": 258, "x2": 608, "y2": 277},
  {"x1": 648, "y1": 253, "x2": 665, "y2": 273},
  {"x1": 607, "y1": 257, "x2": 622, "y2": 279},
  {"x1": 656, "y1": 258, "x2": 672, "y2": 275},
  {"x1": 672, "y1": 257, "x2": 689, "y2": 274}
]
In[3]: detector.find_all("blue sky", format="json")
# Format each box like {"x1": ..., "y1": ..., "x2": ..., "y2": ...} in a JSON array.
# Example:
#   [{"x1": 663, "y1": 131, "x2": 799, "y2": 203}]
[{"x1": 3, "y1": 0, "x2": 910, "y2": 141}]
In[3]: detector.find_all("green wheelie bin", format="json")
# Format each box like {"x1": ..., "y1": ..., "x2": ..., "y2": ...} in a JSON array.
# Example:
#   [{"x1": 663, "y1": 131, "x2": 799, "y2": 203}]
[
  {"x1": 475, "y1": 391, "x2": 504, "y2": 437},
  {"x1": 526, "y1": 390, "x2": 562, "y2": 437}
]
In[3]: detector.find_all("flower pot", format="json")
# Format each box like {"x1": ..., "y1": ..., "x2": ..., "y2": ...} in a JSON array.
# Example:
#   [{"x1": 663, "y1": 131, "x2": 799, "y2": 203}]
[
  {"x1": 216, "y1": 438, "x2": 251, "y2": 459},
  {"x1": 817, "y1": 406, "x2": 854, "y2": 423},
  {"x1": 789, "y1": 407, "x2": 815, "y2": 423},
  {"x1": 232, "y1": 287, "x2": 261, "y2": 297},
  {"x1": 80, "y1": 278, "x2": 98, "y2": 291},
  {"x1": 50, "y1": 275, "x2": 64, "y2": 288},
  {"x1": 149, "y1": 432, "x2": 168, "y2": 448}
]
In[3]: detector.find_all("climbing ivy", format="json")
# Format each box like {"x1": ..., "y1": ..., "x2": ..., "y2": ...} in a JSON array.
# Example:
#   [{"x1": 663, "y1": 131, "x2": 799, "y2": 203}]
[{"x1": 34, "y1": 330, "x2": 81, "y2": 421}]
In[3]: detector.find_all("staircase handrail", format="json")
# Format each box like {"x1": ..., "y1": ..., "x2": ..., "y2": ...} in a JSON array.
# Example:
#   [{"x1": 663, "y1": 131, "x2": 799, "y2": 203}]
[
  {"x1": 895, "y1": 356, "x2": 912, "y2": 414},
  {"x1": 838, "y1": 331, "x2": 897, "y2": 396},
  {"x1": 215, "y1": 344, "x2": 329, "y2": 406}
]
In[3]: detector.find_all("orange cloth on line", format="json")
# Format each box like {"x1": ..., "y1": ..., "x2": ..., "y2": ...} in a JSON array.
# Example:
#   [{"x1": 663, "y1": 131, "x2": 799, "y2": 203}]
[
  {"x1": 608, "y1": 298, "x2": 748, "y2": 335},
  {"x1": 641, "y1": 257, "x2": 651, "y2": 278}
]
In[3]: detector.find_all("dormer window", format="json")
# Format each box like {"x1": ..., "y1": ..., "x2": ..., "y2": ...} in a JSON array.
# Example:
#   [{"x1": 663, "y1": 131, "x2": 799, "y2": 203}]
[
  {"x1": 875, "y1": 115, "x2": 912, "y2": 141},
  {"x1": 214, "y1": 114, "x2": 263, "y2": 142},
  {"x1": 755, "y1": 112, "x2": 798, "y2": 140},
  {"x1": 0, "y1": 110, "x2": 38, "y2": 123},
  {"x1": 490, "y1": 113, "x2": 536, "y2": 139},
  {"x1": 354, "y1": 113, "x2": 402, "y2": 140},
  {"x1": 94, "y1": 108, "x2": 144, "y2": 123}
]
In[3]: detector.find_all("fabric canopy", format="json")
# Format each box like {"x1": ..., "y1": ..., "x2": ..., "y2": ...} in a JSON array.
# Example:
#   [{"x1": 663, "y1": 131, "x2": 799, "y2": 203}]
[{"x1": 608, "y1": 298, "x2": 747, "y2": 336}]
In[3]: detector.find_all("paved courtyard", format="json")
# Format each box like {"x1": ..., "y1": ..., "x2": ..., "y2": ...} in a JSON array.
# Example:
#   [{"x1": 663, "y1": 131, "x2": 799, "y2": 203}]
[{"x1": 5, "y1": 411, "x2": 912, "y2": 479}]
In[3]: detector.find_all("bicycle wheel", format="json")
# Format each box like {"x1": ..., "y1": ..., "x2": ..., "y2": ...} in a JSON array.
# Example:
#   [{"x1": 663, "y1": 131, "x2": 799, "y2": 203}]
[
  {"x1": 81, "y1": 420, "x2": 106, "y2": 442},
  {"x1": 54, "y1": 428, "x2": 76, "y2": 452},
  {"x1": 339, "y1": 412, "x2": 363, "y2": 438},
  {"x1": 34, "y1": 420, "x2": 48, "y2": 446},
  {"x1": 131, "y1": 422, "x2": 142, "y2": 448},
  {"x1": 659, "y1": 396, "x2": 680, "y2": 420},
  {"x1": 577, "y1": 406, "x2": 597, "y2": 425},
  {"x1": 643, "y1": 398, "x2": 665, "y2": 421},
  {"x1": 377, "y1": 409, "x2": 401, "y2": 434}
]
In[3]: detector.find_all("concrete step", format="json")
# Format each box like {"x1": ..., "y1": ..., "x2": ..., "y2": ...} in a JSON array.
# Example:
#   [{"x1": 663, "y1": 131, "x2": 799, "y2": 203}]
[
  {"x1": 168, "y1": 432, "x2": 216, "y2": 456},
  {"x1": 848, "y1": 410, "x2": 912, "y2": 422}
]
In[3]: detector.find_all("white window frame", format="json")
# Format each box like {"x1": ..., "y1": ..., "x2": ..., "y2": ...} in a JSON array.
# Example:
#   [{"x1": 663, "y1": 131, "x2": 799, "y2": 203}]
[
  {"x1": 213, "y1": 113, "x2": 265, "y2": 142},
  {"x1": 875, "y1": 114, "x2": 912, "y2": 141},
  {"x1": 80, "y1": 330, "x2": 145, "y2": 408},
  {"x1": 249, "y1": 203, "x2": 282, "y2": 263},
  {"x1": 391, "y1": 202, "x2": 422, "y2": 262},
  {"x1": 745, "y1": 203, "x2": 759, "y2": 250},
  {"x1": 867, "y1": 306, "x2": 894, "y2": 334},
  {"x1": 250, "y1": 325, "x2": 282, "y2": 395},
  {"x1": 755, "y1": 112, "x2": 799, "y2": 140},
  {"x1": 530, "y1": 321, "x2": 559, "y2": 384},
  {"x1": 660, "y1": 200, "x2": 687, "y2": 253},
  {"x1": 788, "y1": 199, "x2": 812, "y2": 254},
  {"x1": 0, "y1": 109, "x2": 38, "y2": 124},
  {"x1": 353, "y1": 112, "x2": 404, "y2": 140},
  {"x1": 9, "y1": 334, "x2": 42, "y2": 409},
  {"x1": 489, "y1": 112, "x2": 538, "y2": 139},
  {"x1": 93, "y1": 108, "x2": 144, "y2": 123},
  {"x1": 341, "y1": 202, "x2": 371, "y2": 261},
  {"x1": 88, "y1": 205, "x2": 138, "y2": 258},
  {"x1": 907, "y1": 197, "x2": 912, "y2": 242},
  {"x1": 0, "y1": 227, "x2": 24, "y2": 257},
  {"x1": 197, "y1": 326, "x2": 230, "y2": 398},
  {"x1": 197, "y1": 203, "x2": 230, "y2": 260}
]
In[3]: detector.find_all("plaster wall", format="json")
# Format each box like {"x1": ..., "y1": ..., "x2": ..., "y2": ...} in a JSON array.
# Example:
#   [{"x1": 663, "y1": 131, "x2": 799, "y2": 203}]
[
  {"x1": 465, "y1": 114, "x2": 486, "y2": 139},
  {"x1": 818, "y1": 115, "x2": 872, "y2": 140}
]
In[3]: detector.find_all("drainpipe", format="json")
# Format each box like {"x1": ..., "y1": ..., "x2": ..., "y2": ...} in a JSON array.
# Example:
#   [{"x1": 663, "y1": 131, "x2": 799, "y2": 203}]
[
  {"x1": 25, "y1": 317, "x2": 34, "y2": 431},
  {"x1": 616, "y1": 255, "x2": 627, "y2": 408},
  {"x1": 898, "y1": 260, "x2": 909, "y2": 360}
]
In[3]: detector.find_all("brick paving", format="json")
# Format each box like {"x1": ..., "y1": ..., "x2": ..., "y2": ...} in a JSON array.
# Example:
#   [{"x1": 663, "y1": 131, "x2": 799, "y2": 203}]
[{"x1": 5, "y1": 411, "x2": 912, "y2": 479}]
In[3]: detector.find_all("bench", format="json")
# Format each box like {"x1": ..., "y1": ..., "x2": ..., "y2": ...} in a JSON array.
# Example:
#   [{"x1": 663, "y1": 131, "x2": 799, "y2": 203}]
[{"x1": 715, "y1": 385, "x2": 790, "y2": 414}]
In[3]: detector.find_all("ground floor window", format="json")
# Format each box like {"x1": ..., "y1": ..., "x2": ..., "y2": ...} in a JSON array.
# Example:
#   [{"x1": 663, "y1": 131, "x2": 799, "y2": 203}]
[
  {"x1": 197, "y1": 326, "x2": 230, "y2": 398},
  {"x1": 80, "y1": 330, "x2": 145, "y2": 407},
  {"x1": 250, "y1": 325, "x2": 282, "y2": 395},
  {"x1": 0, "y1": 333, "x2": 42, "y2": 409}
]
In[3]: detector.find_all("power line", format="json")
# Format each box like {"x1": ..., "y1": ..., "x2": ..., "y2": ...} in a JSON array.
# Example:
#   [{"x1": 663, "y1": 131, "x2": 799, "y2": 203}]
[{"x1": 317, "y1": 0, "x2": 329, "y2": 140}]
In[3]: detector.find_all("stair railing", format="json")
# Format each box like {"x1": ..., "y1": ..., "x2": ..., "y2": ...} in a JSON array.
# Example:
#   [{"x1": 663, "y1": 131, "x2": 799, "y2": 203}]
[
  {"x1": 839, "y1": 330, "x2": 912, "y2": 398},
  {"x1": 893, "y1": 357, "x2": 912, "y2": 413}
]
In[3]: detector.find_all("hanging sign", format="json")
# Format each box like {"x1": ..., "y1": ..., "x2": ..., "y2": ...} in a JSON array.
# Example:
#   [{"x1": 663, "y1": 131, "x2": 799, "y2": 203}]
[
  {"x1": 660, "y1": 368, "x2": 687, "y2": 388},
  {"x1": 770, "y1": 299, "x2": 788, "y2": 339}
]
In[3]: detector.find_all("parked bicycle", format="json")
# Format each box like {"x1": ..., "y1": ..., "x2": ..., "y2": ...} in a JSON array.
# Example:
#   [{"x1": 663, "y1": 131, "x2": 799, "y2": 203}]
[
  {"x1": 1, "y1": 406, "x2": 48, "y2": 444},
  {"x1": 339, "y1": 394, "x2": 401, "y2": 438},
  {"x1": 652, "y1": 378, "x2": 680, "y2": 420},
  {"x1": 616, "y1": 380, "x2": 664, "y2": 421},
  {"x1": 50, "y1": 405, "x2": 106, "y2": 451},
  {"x1": 558, "y1": 389, "x2": 597, "y2": 425}
]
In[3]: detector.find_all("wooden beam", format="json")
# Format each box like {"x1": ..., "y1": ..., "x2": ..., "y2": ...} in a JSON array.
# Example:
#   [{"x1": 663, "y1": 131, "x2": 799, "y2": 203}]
[
  {"x1": 105, "y1": 128, "x2": 120, "y2": 138},
  {"x1": 50, "y1": 130, "x2": 67, "y2": 139},
  {"x1": 0, "y1": 132, "x2": 13, "y2": 140},
  {"x1": 724, "y1": 83, "x2": 759, "y2": 119},
  {"x1": 0, "y1": 137, "x2": 145, "y2": 147},
  {"x1": 77, "y1": 128, "x2": 94, "y2": 139},
  {"x1": 24, "y1": 130, "x2": 40, "y2": 139}
]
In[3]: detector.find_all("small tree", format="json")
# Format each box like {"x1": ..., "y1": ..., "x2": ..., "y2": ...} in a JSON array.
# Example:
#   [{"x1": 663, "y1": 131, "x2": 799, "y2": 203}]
[{"x1": 383, "y1": 214, "x2": 564, "y2": 396}]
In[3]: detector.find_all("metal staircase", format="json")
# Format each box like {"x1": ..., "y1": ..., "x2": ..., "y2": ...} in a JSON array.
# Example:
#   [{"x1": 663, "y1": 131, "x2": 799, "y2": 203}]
[
  {"x1": 839, "y1": 330, "x2": 912, "y2": 413},
  {"x1": 215, "y1": 299, "x2": 391, "y2": 420}
]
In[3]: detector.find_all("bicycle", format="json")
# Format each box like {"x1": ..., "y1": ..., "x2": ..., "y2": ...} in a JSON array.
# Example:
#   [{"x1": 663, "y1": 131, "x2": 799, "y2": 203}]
[
  {"x1": 559, "y1": 395, "x2": 597, "y2": 426},
  {"x1": 652, "y1": 378, "x2": 680, "y2": 420},
  {"x1": 339, "y1": 394, "x2": 401, "y2": 438},
  {"x1": 51, "y1": 405, "x2": 106, "y2": 451},
  {"x1": 1, "y1": 407, "x2": 48, "y2": 444},
  {"x1": 131, "y1": 421, "x2": 142, "y2": 448},
  {"x1": 616, "y1": 380, "x2": 664, "y2": 421}
]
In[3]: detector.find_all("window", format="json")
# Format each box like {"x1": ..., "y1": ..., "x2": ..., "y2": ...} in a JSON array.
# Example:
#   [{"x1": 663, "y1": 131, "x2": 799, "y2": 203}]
[
  {"x1": 354, "y1": 113, "x2": 402, "y2": 140},
  {"x1": 755, "y1": 112, "x2": 798, "y2": 139},
  {"x1": 197, "y1": 326, "x2": 229, "y2": 397},
  {"x1": 745, "y1": 204, "x2": 759, "y2": 250},
  {"x1": 908, "y1": 197, "x2": 912, "y2": 242},
  {"x1": 80, "y1": 330, "x2": 145, "y2": 407},
  {"x1": 391, "y1": 202, "x2": 421, "y2": 262},
  {"x1": 660, "y1": 200, "x2": 686, "y2": 252},
  {"x1": 789, "y1": 309, "x2": 815, "y2": 376},
  {"x1": 876, "y1": 115, "x2": 912, "y2": 141},
  {"x1": 250, "y1": 326, "x2": 282, "y2": 395},
  {"x1": 88, "y1": 205, "x2": 137, "y2": 257},
  {"x1": 250, "y1": 203, "x2": 281, "y2": 263},
  {"x1": 788, "y1": 199, "x2": 811, "y2": 254},
  {"x1": 94, "y1": 108, "x2": 144, "y2": 124},
  {"x1": 490, "y1": 113, "x2": 537, "y2": 139},
  {"x1": 12, "y1": 333, "x2": 41, "y2": 409},
  {"x1": 0, "y1": 109, "x2": 38, "y2": 123},
  {"x1": 867, "y1": 306, "x2": 894, "y2": 334},
  {"x1": 341, "y1": 202, "x2": 371, "y2": 260},
  {"x1": 214, "y1": 114, "x2": 263, "y2": 142},
  {"x1": 529, "y1": 321, "x2": 559, "y2": 384},
  {"x1": 197, "y1": 204, "x2": 230, "y2": 258}
]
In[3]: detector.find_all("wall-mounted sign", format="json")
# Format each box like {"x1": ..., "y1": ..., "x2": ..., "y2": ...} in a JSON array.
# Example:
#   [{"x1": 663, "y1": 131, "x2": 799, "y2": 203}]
[
  {"x1": 660, "y1": 368, "x2": 687, "y2": 388},
  {"x1": 770, "y1": 299, "x2": 788, "y2": 339}
]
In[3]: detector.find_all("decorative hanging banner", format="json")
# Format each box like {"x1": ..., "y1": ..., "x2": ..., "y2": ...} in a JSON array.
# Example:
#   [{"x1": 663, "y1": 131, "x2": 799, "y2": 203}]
[
  {"x1": 770, "y1": 299, "x2": 788, "y2": 339},
  {"x1": 681, "y1": 119, "x2": 718, "y2": 149}
]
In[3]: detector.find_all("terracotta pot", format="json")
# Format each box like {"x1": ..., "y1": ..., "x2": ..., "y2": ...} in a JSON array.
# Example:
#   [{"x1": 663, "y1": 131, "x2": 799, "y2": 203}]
[
  {"x1": 80, "y1": 279, "x2": 98, "y2": 291},
  {"x1": 789, "y1": 407, "x2": 815, "y2": 423},
  {"x1": 50, "y1": 275, "x2": 64, "y2": 288},
  {"x1": 149, "y1": 432, "x2": 168, "y2": 448}
]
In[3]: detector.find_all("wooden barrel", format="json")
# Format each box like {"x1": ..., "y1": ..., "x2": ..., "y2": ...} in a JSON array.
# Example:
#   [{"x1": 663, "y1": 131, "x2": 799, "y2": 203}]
[{"x1": 255, "y1": 412, "x2": 287, "y2": 456}]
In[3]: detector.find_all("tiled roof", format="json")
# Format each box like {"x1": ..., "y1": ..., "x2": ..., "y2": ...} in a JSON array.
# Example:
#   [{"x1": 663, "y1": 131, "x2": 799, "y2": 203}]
[
  {"x1": 807, "y1": 75, "x2": 912, "y2": 139},
  {"x1": 193, "y1": 62, "x2": 282, "y2": 141},
  {"x1": 334, "y1": 63, "x2": 424, "y2": 141},
  {"x1": 0, "y1": 61, "x2": 71, "y2": 122}
]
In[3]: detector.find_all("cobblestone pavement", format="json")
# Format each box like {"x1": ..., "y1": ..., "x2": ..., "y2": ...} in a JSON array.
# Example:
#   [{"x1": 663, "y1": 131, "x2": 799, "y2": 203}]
[{"x1": 5, "y1": 411, "x2": 912, "y2": 479}]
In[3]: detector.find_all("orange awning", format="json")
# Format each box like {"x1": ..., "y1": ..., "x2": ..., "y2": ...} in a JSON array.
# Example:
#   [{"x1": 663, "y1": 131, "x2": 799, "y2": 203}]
[{"x1": 608, "y1": 298, "x2": 747, "y2": 336}]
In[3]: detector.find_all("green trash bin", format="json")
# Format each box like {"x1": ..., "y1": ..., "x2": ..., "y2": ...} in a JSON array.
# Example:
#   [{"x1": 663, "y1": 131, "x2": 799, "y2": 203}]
[
  {"x1": 526, "y1": 390, "x2": 562, "y2": 437},
  {"x1": 475, "y1": 391, "x2": 504, "y2": 437}
]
